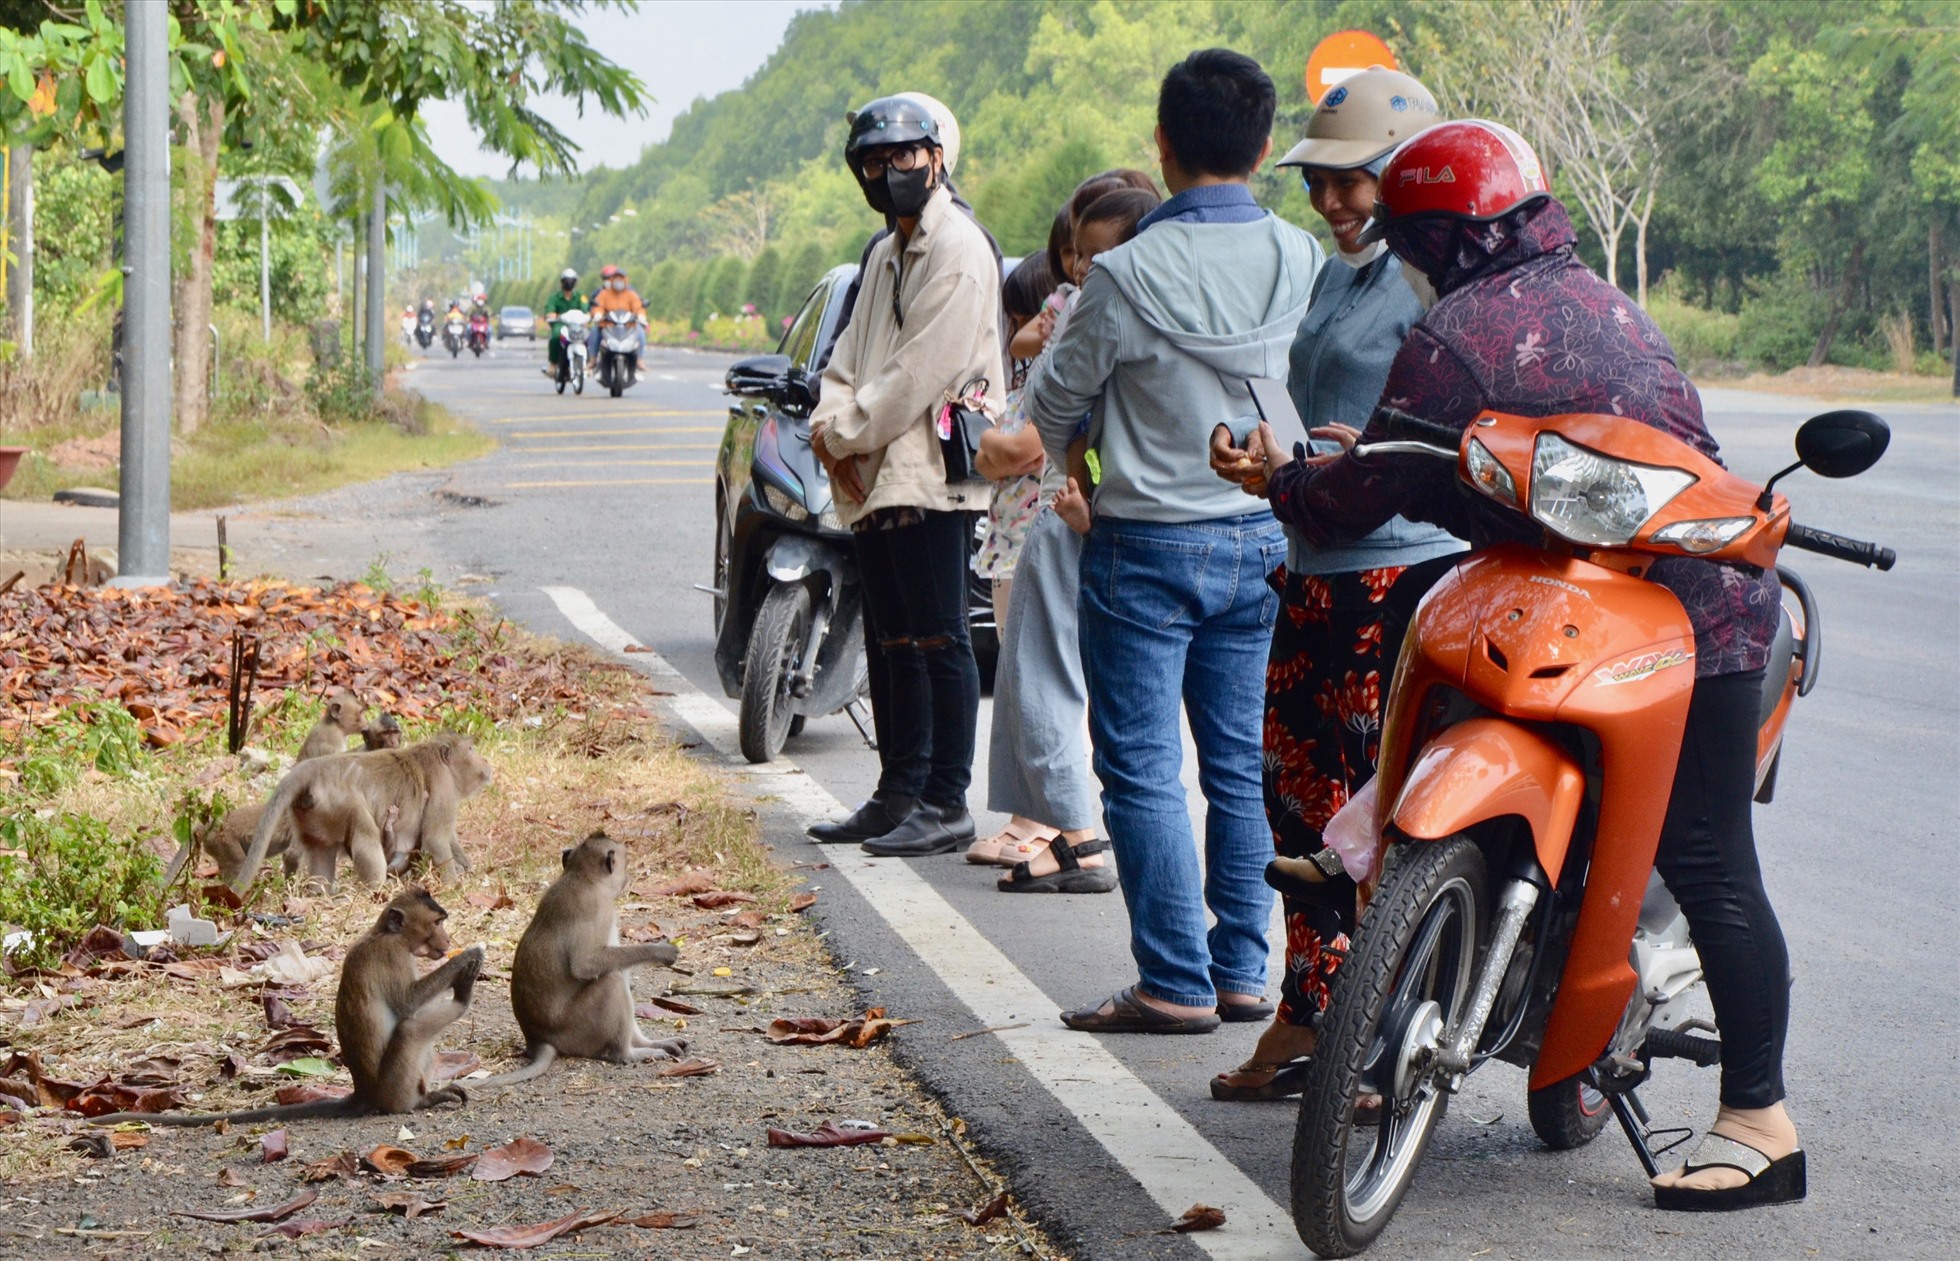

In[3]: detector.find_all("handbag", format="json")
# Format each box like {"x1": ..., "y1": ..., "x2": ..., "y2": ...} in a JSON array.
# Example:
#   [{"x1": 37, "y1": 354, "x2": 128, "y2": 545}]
[{"x1": 936, "y1": 375, "x2": 992, "y2": 483}]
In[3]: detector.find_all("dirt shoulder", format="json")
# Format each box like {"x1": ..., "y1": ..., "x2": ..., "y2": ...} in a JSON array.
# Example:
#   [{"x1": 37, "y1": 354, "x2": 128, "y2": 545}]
[{"x1": 0, "y1": 578, "x2": 1051, "y2": 1259}]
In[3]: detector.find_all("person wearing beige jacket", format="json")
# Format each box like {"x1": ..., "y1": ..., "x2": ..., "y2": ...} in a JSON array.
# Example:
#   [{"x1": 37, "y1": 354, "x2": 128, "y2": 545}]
[{"x1": 809, "y1": 94, "x2": 1005, "y2": 858}]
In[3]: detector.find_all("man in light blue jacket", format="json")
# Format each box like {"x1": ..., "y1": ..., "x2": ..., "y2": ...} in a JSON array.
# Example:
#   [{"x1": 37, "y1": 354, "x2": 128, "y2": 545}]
[{"x1": 1027, "y1": 48, "x2": 1322, "y2": 1033}]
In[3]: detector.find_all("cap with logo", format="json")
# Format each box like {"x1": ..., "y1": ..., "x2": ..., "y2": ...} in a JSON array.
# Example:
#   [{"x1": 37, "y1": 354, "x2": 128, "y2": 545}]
[{"x1": 1276, "y1": 66, "x2": 1442, "y2": 172}]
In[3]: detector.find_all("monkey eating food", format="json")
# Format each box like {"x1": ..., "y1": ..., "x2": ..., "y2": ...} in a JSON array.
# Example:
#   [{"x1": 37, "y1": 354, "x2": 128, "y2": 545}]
[
  {"x1": 231, "y1": 733, "x2": 493, "y2": 892},
  {"x1": 477, "y1": 832, "x2": 686, "y2": 1087},
  {"x1": 90, "y1": 889, "x2": 483, "y2": 1126}
]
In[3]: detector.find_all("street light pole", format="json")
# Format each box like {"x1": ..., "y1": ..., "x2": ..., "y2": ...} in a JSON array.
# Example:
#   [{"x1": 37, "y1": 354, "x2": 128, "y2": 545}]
[
  {"x1": 115, "y1": 0, "x2": 172, "y2": 586},
  {"x1": 259, "y1": 178, "x2": 272, "y2": 343}
]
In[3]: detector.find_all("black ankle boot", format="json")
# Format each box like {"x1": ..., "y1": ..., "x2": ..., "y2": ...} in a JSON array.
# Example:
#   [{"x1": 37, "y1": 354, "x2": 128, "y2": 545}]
[
  {"x1": 862, "y1": 801, "x2": 976, "y2": 857},
  {"x1": 808, "y1": 793, "x2": 917, "y2": 844}
]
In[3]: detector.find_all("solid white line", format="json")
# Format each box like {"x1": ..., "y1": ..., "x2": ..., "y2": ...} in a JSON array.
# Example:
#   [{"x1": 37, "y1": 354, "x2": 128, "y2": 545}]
[{"x1": 539, "y1": 586, "x2": 1301, "y2": 1259}]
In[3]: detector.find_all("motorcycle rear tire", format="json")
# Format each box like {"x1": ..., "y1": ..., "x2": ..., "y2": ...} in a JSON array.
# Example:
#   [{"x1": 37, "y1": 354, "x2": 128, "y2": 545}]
[
  {"x1": 1291, "y1": 835, "x2": 1486, "y2": 1258},
  {"x1": 738, "y1": 584, "x2": 811, "y2": 764},
  {"x1": 1526, "y1": 1073, "x2": 1611, "y2": 1151},
  {"x1": 573, "y1": 362, "x2": 584, "y2": 395}
]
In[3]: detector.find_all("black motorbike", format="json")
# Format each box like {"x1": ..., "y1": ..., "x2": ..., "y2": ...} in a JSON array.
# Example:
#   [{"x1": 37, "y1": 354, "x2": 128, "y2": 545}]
[
  {"x1": 713, "y1": 353, "x2": 868, "y2": 763},
  {"x1": 415, "y1": 309, "x2": 435, "y2": 350}
]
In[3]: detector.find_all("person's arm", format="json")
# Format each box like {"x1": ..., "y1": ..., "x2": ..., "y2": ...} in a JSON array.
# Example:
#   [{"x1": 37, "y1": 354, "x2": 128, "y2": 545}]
[
  {"x1": 1026, "y1": 270, "x2": 1122, "y2": 465},
  {"x1": 821, "y1": 263, "x2": 997, "y2": 458},
  {"x1": 1264, "y1": 328, "x2": 1484, "y2": 546},
  {"x1": 975, "y1": 424, "x2": 1044, "y2": 481}
]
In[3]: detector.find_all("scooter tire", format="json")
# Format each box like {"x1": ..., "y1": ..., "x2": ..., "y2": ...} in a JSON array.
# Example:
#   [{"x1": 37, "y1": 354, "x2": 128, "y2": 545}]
[
  {"x1": 738, "y1": 584, "x2": 811, "y2": 764},
  {"x1": 1291, "y1": 835, "x2": 1486, "y2": 1258},
  {"x1": 556, "y1": 375, "x2": 567, "y2": 395},
  {"x1": 1526, "y1": 1073, "x2": 1611, "y2": 1151}
]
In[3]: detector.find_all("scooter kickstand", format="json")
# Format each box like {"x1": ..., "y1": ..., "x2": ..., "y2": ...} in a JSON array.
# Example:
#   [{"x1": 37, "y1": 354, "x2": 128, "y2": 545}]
[
  {"x1": 844, "y1": 699, "x2": 878, "y2": 752},
  {"x1": 1607, "y1": 1087, "x2": 1662, "y2": 1179}
]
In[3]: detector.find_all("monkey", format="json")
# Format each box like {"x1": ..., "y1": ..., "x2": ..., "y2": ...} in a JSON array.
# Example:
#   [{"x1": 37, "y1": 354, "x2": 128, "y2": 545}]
[
  {"x1": 476, "y1": 833, "x2": 685, "y2": 1088},
  {"x1": 163, "y1": 697, "x2": 380, "y2": 887},
  {"x1": 231, "y1": 734, "x2": 492, "y2": 892},
  {"x1": 297, "y1": 689, "x2": 366, "y2": 761},
  {"x1": 361, "y1": 712, "x2": 403, "y2": 750},
  {"x1": 90, "y1": 889, "x2": 483, "y2": 1125}
]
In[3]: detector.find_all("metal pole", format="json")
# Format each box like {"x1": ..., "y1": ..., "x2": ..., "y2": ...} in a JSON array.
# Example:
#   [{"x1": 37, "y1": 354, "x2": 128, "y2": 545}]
[
  {"x1": 366, "y1": 177, "x2": 385, "y2": 390},
  {"x1": 7, "y1": 144, "x2": 33, "y2": 357},
  {"x1": 259, "y1": 179, "x2": 272, "y2": 343},
  {"x1": 115, "y1": 0, "x2": 171, "y2": 586}
]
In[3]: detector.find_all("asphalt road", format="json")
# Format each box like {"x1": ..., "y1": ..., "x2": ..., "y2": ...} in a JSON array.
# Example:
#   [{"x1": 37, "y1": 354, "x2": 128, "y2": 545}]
[{"x1": 370, "y1": 338, "x2": 1957, "y2": 1259}]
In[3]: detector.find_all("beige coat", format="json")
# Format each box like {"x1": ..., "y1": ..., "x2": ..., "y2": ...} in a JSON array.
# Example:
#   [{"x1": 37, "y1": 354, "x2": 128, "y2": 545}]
[{"x1": 814, "y1": 187, "x2": 1004, "y2": 526}]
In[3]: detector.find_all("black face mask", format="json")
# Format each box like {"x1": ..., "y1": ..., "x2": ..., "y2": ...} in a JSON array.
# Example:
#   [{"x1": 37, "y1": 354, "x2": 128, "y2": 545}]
[
  {"x1": 560, "y1": 279, "x2": 575, "y2": 291},
  {"x1": 885, "y1": 165, "x2": 934, "y2": 218}
]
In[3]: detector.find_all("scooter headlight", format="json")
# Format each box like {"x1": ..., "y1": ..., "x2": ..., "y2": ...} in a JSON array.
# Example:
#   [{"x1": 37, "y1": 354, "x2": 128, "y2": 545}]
[
  {"x1": 761, "y1": 482, "x2": 809, "y2": 522},
  {"x1": 1528, "y1": 432, "x2": 1695, "y2": 547}
]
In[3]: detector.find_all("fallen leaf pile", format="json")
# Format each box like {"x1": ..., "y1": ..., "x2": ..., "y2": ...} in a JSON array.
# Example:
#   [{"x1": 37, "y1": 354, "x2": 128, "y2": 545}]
[
  {"x1": 0, "y1": 577, "x2": 629, "y2": 747},
  {"x1": 766, "y1": 1007, "x2": 912, "y2": 1049}
]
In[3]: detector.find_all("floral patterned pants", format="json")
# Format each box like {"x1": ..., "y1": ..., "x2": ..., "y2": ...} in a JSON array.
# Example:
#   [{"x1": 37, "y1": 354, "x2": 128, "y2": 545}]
[{"x1": 1265, "y1": 555, "x2": 1455, "y2": 1028}]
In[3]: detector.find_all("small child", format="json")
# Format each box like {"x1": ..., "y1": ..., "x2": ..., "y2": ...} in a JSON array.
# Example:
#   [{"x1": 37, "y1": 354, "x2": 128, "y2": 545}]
[
  {"x1": 971, "y1": 254, "x2": 1059, "y2": 627},
  {"x1": 1051, "y1": 187, "x2": 1162, "y2": 534}
]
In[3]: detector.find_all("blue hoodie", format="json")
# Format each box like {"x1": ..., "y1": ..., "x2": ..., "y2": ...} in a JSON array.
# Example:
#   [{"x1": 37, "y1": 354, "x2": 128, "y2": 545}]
[{"x1": 1027, "y1": 205, "x2": 1323, "y2": 524}]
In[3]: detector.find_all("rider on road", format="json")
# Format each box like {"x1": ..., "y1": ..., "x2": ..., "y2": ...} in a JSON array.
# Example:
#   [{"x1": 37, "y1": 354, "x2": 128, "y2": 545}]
[
  {"x1": 587, "y1": 264, "x2": 648, "y2": 375},
  {"x1": 544, "y1": 267, "x2": 585, "y2": 377},
  {"x1": 1237, "y1": 119, "x2": 1802, "y2": 1213}
]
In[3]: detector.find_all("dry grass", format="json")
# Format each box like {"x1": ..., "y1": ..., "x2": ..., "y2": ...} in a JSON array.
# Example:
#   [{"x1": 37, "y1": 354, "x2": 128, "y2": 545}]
[{"x1": 1707, "y1": 364, "x2": 1958, "y2": 404}]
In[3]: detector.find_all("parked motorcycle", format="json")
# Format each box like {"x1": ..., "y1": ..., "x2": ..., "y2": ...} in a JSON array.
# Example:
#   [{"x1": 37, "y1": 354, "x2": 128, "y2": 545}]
[
  {"x1": 442, "y1": 312, "x2": 466, "y2": 359},
  {"x1": 415, "y1": 309, "x2": 435, "y2": 350},
  {"x1": 1288, "y1": 406, "x2": 1893, "y2": 1257},
  {"x1": 467, "y1": 311, "x2": 491, "y2": 358},
  {"x1": 553, "y1": 309, "x2": 589, "y2": 396},
  {"x1": 595, "y1": 308, "x2": 644, "y2": 398},
  {"x1": 715, "y1": 353, "x2": 867, "y2": 763}
]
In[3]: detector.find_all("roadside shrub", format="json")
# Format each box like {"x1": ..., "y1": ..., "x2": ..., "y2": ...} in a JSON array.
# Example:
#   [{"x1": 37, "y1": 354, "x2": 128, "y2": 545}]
[
  {"x1": 1648, "y1": 285, "x2": 1743, "y2": 375},
  {"x1": 12, "y1": 701, "x2": 151, "y2": 798},
  {"x1": 0, "y1": 810, "x2": 167, "y2": 970},
  {"x1": 699, "y1": 312, "x2": 776, "y2": 353},
  {"x1": 1736, "y1": 269, "x2": 1829, "y2": 370}
]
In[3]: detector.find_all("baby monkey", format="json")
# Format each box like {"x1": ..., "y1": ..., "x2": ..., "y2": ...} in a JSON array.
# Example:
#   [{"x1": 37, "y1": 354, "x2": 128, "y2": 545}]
[
  {"x1": 479, "y1": 833, "x2": 685, "y2": 1086},
  {"x1": 91, "y1": 889, "x2": 483, "y2": 1125}
]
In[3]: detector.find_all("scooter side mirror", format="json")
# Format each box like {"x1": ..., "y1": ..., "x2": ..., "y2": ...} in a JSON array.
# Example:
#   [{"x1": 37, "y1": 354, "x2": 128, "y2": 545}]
[
  {"x1": 782, "y1": 367, "x2": 820, "y2": 414},
  {"x1": 1794, "y1": 409, "x2": 1890, "y2": 479},
  {"x1": 726, "y1": 353, "x2": 792, "y2": 399}
]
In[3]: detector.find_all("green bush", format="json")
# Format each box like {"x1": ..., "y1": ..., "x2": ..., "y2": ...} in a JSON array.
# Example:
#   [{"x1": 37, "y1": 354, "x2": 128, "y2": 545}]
[
  {"x1": 1737, "y1": 269, "x2": 1830, "y2": 370},
  {"x1": 0, "y1": 811, "x2": 167, "y2": 970},
  {"x1": 12, "y1": 701, "x2": 151, "y2": 798},
  {"x1": 700, "y1": 313, "x2": 776, "y2": 353},
  {"x1": 1648, "y1": 288, "x2": 1743, "y2": 374}
]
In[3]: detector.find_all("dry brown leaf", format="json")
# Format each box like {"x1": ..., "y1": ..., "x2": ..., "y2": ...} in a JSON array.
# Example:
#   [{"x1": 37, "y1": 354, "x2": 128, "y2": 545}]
[
  {"x1": 260, "y1": 1129, "x2": 290, "y2": 1163},
  {"x1": 789, "y1": 892, "x2": 818, "y2": 912},
  {"x1": 216, "y1": 1167, "x2": 247, "y2": 1188},
  {"x1": 361, "y1": 1144, "x2": 419, "y2": 1177},
  {"x1": 451, "y1": 1207, "x2": 621, "y2": 1249},
  {"x1": 430, "y1": 1050, "x2": 481, "y2": 1083},
  {"x1": 638, "y1": 996, "x2": 701, "y2": 1016},
  {"x1": 1166, "y1": 1203, "x2": 1227, "y2": 1234},
  {"x1": 690, "y1": 891, "x2": 754, "y2": 909},
  {"x1": 276, "y1": 1082, "x2": 350, "y2": 1106},
  {"x1": 259, "y1": 1218, "x2": 346, "y2": 1239},
  {"x1": 765, "y1": 1121, "x2": 892, "y2": 1148},
  {"x1": 300, "y1": 1151, "x2": 358, "y2": 1183},
  {"x1": 655, "y1": 1058, "x2": 719, "y2": 1079},
  {"x1": 405, "y1": 1153, "x2": 479, "y2": 1179},
  {"x1": 643, "y1": 871, "x2": 716, "y2": 898},
  {"x1": 958, "y1": 1192, "x2": 1009, "y2": 1226},
  {"x1": 376, "y1": 1191, "x2": 448, "y2": 1219},
  {"x1": 174, "y1": 1188, "x2": 319, "y2": 1224},
  {"x1": 625, "y1": 1210, "x2": 701, "y2": 1229},
  {"x1": 472, "y1": 1135, "x2": 554, "y2": 1182}
]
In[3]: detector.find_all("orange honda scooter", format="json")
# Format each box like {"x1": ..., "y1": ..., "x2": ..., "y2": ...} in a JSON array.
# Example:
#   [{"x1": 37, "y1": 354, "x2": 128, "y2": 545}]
[{"x1": 1288, "y1": 405, "x2": 1894, "y2": 1258}]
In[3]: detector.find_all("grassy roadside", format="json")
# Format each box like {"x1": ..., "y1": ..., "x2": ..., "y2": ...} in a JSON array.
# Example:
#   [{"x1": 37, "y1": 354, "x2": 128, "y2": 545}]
[
  {"x1": 1695, "y1": 365, "x2": 1957, "y2": 405},
  {"x1": 0, "y1": 578, "x2": 1054, "y2": 1257}
]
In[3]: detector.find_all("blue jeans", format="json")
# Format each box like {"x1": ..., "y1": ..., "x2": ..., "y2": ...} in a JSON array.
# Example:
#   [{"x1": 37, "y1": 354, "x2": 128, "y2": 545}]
[{"x1": 1078, "y1": 514, "x2": 1287, "y2": 1008}]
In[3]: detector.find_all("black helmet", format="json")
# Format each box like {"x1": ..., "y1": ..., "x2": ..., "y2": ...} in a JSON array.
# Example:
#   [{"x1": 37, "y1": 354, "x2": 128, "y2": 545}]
[{"x1": 845, "y1": 95, "x2": 942, "y2": 159}]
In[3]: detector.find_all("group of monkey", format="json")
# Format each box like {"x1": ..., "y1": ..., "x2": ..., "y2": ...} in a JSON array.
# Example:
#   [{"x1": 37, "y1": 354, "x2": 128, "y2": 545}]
[{"x1": 106, "y1": 695, "x2": 689, "y2": 1128}]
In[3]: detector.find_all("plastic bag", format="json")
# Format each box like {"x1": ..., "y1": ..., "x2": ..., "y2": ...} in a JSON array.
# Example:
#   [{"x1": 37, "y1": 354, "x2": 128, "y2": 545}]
[{"x1": 1323, "y1": 776, "x2": 1385, "y2": 883}]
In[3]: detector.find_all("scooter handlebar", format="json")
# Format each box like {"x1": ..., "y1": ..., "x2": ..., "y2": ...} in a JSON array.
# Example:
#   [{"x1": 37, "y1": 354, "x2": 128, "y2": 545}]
[{"x1": 1785, "y1": 523, "x2": 1896, "y2": 571}]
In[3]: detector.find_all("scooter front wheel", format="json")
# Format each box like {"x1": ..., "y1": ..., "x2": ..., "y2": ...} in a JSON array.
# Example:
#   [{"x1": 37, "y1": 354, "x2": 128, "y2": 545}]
[
  {"x1": 1292, "y1": 836, "x2": 1485, "y2": 1258},
  {"x1": 738, "y1": 583, "x2": 811, "y2": 764}
]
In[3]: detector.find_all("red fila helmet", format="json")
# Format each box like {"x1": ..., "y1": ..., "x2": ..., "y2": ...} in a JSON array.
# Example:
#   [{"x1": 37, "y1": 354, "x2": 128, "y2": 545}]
[{"x1": 1358, "y1": 119, "x2": 1550, "y2": 243}]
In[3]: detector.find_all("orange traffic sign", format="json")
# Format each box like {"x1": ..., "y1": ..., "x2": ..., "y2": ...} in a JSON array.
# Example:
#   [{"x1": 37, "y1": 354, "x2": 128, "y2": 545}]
[{"x1": 1305, "y1": 29, "x2": 1398, "y2": 104}]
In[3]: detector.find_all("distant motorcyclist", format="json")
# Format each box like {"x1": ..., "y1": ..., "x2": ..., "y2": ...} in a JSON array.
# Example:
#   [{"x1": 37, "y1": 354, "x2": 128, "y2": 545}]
[
  {"x1": 588, "y1": 264, "x2": 648, "y2": 379},
  {"x1": 399, "y1": 305, "x2": 415, "y2": 344},
  {"x1": 544, "y1": 267, "x2": 585, "y2": 377}
]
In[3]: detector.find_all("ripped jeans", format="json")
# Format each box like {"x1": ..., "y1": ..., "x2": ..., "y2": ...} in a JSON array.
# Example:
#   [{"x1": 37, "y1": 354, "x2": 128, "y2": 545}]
[{"x1": 853, "y1": 508, "x2": 979, "y2": 809}]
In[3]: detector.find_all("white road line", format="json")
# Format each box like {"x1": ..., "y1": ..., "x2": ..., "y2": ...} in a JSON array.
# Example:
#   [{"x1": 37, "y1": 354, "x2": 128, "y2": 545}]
[{"x1": 539, "y1": 585, "x2": 1301, "y2": 1260}]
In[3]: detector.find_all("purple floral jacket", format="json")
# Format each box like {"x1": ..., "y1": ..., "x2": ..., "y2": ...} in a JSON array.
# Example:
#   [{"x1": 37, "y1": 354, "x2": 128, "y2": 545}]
[{"x1": 1266, "y1": 199, "x2": 1777, "y2": 679}]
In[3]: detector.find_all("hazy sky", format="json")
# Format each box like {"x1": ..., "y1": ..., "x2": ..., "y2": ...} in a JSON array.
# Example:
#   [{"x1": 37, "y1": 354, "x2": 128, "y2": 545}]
[{"x1": 422, "y1": 0, "x2": 830, "y2": 179}]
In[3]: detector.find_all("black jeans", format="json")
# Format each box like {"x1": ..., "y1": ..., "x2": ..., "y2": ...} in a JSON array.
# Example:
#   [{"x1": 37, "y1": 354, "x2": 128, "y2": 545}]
[
  {"x1": 1654, "y1": 668, "x2": 1789, "y2": 1110},
  {"x1": 853, "y1": 510, "x2": 978, "y2": 808}
]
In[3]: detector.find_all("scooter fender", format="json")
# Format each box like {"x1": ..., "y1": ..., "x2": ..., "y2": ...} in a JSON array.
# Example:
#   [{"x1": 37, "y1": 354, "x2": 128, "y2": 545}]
[
  {"x1": 763, "y1": 535, "x2": 845, "y2": 590},
  {"x1": 1391, "y1": 717, "x2": 1586, "y2": 888}
]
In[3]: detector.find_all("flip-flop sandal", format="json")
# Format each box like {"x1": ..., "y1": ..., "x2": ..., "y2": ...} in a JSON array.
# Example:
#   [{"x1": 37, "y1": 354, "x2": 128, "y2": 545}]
[
  {"x1": 1217, "y1": 999, "x2": 1275, "y2": 1023},
  {"x1": 1211, "y1": 1059, "x2": 1312, "y2": 1101},
  {"x1": 1653, "y1": 1134, "x2": 1806, "y2": 1212},
  {"x1": 1061, "y1": 984, "x2": 1220, "y2": 1035},
  {"x1": 967, "y1": 821, "x2": 1056, "y2": 866},
  {"x1": 998, "y1": 838, "x2": 1117, "y2": 894}
]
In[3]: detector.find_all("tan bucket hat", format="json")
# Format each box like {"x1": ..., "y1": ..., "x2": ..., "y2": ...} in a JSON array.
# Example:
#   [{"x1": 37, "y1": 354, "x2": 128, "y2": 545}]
[{"x1": 1276, "y1": 67, "x2": 1442, "y2": 171}]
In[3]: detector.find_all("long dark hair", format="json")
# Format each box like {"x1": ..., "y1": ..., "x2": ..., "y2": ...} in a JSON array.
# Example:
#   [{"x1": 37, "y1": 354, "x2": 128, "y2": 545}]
[{"x1": 1002, "y1": 253, "x2": 1055, "y2": 327}]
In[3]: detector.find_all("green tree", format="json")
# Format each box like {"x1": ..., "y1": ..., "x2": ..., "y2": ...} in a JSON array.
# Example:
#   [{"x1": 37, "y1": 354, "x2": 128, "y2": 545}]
[
  {"x1": 743, "y1": 244, "x2": 782, "y2": 321},
  {"x1": 777, "y1": 240, "x2": 829, "y2": 323}
]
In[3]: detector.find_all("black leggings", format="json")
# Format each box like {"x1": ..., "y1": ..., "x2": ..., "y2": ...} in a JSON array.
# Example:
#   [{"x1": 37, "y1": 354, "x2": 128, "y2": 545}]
[
  {"x1": 1654, "y1": 668, "x2": 1789, "y2": 1110},
  {"x1": 853, "y1": 510, "x2": 979, "y2": 808}
]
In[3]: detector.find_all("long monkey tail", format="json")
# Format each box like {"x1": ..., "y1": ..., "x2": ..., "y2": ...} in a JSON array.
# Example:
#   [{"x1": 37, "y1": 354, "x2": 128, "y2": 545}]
[
  {"x1": 470, "y1": 1044, "x2": 559, "y2": 1089},
  {"x1": 230, "y1": 770, "x2": 309, "y2": 892},
  {"x1": 87, "y1": 1095, "x2": 368, "y2": 1127}
]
